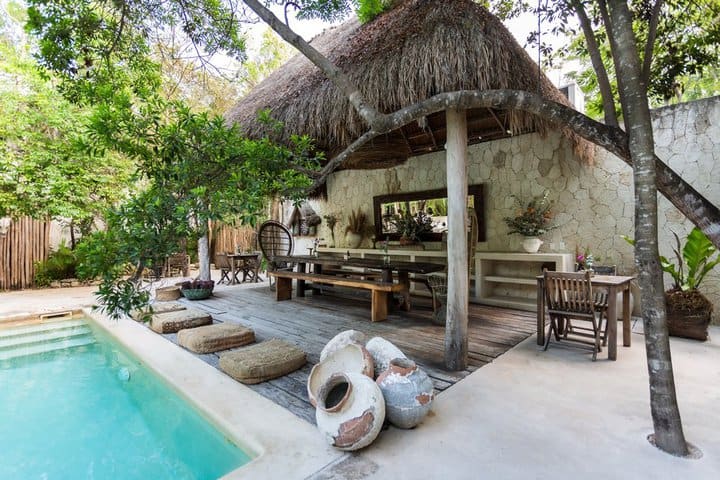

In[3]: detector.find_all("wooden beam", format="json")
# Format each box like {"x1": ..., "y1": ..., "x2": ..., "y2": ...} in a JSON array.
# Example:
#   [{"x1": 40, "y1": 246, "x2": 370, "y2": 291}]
[
  {"x1": 444, "y1": 108, "x2": 469, "y2": 371},
  {"x1": 486, "y1": 108, "x2": 507, "y2": 132},
  {"x1": 398, "y1": 127, "x2": 415, "y2": 155}
]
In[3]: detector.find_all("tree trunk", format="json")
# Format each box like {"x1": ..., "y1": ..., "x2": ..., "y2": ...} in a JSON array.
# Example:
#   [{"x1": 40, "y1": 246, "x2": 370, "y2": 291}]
[
  {"x1": 198, "y1": 233, "x2": 211, "y2": 281},
  {"x1": 607, "y1": 0, "x2": 689, "y2": 457},
  {"x1": 444, "y1": 108, "x2": 469, "y2": 371}
]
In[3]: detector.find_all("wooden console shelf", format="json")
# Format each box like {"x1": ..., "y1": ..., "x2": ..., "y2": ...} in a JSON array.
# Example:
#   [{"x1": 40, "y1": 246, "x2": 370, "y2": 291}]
[{"x1": 474, "y1": 252, "x2": 574, "y2": 311}]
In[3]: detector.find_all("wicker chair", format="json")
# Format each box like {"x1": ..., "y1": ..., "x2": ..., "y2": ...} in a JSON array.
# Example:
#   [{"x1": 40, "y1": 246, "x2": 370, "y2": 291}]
[
  {"x1": 543, "y1": 270, "x2": 606, "y2": 361},
  {"x1": 258, "y1": 220, "x2": 295, "y2": 285}
]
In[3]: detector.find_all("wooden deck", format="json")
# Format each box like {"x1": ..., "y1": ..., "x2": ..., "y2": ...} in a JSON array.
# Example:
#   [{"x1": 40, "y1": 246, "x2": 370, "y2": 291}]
[{"x1": 167, "y1": 284, "x2": 536, "y2": 424}]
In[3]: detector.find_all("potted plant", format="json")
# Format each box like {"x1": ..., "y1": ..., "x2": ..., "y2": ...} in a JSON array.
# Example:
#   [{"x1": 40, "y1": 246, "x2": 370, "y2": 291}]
[
  {"x1": 344, "y1": 209, "x2": 368, "y2": 249},
  {"x1": 503, "y1": 192, "x2": 557, "y2": 253},
  {"x1": 178, "y1": 279, "x2": 215, "y2": 300},
  {"x1": 391, "y1": 210, "x2": 434, "y2": 245},
  {"x1": 625, "y1": 227, "x2": 719, "y2": 340}
]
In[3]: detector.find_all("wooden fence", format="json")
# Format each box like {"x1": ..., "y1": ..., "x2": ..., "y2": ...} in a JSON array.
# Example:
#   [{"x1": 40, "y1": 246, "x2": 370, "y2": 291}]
[
  {"x1": 0, "y1": 217, "x2": 51, "y2": 290},
  {"x1": 211, "y1": 223, "x2": 258, "y2": 257}
]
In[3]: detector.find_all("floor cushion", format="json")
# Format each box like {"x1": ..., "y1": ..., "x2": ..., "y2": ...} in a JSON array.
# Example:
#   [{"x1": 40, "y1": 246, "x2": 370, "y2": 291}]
[
  {"x1": 150, "y1": 308, "x2": 212, "y2": 333},
  {"x1": 177, "y1": 323, "x2": 255, "y2": 354},
  {"x1": 219, "y1": 339, "x2": 306, "y2": 384}
]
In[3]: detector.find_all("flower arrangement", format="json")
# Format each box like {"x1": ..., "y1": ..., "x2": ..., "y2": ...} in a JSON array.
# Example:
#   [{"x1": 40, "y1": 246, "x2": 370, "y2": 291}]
[
  {"x1": 576, "y1": 248, "x2": 596, "y2": 271},
  {"x1": 503, "y1": 192, "x2": 556, "y2": 237},
  {"x1": 391, "y1": 210, "x2": 434, "y2": 242},
  {"x1": 345, "y1": 209, "x2": 368, "y2": 235}
]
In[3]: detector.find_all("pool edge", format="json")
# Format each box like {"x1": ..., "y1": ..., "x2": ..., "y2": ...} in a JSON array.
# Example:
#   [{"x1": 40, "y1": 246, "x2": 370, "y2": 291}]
[{"x1": 84, "y1": 308, "x2": 343, "y2": 479}]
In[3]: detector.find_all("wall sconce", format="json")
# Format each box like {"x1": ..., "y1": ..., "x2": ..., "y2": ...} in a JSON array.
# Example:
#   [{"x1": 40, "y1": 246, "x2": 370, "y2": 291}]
[{"x1": 0, "y1": 217, "x2": 11, "y2": 236}]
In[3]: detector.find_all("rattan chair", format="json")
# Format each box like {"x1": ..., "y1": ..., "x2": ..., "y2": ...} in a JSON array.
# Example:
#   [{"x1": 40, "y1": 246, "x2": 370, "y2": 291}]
[
  {"x1": 543, "y1": 269, "x2": 606, "y2": 361},
  {"x1": 258, "y1": 220, "x2": 295, "y2": 285}
]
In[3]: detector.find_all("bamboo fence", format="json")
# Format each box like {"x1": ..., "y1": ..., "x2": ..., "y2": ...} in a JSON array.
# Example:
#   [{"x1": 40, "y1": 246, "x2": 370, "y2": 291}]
[
  {"x1": 0, "y1": 217, "x2": 51, "y2": 290},
  {"x1": 211, "y1": 223, "x2": 258, "y2": 257}
]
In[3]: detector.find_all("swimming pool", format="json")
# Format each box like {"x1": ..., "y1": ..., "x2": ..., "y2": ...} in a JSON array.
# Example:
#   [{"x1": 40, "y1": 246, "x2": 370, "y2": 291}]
[{"x1": 0, "y1": 317, "x2": 251, "y2": 479}]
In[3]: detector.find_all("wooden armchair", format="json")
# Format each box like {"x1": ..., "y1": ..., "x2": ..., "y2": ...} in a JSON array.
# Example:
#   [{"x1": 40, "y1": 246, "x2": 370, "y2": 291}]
[{"x1": 543, "y1": 270, "x2": 606, "y2": 361}]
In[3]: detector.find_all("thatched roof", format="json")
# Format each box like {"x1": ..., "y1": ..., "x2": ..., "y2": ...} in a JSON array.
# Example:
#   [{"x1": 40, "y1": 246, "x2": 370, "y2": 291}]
[{"x1": 227, "y1": 0, "x2": 593, "y2": 172}]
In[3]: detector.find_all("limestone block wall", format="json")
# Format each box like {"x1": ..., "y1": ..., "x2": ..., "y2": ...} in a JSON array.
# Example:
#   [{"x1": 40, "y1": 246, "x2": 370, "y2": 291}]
[{"x1": 305, "y1": 96, "x2": 720, "y2": 320}]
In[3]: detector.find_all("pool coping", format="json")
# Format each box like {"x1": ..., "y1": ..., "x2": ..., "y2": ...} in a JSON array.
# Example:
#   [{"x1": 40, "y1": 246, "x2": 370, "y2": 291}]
[{"x1": 85, "y1": 308, "x2": 344, "y2": 479}]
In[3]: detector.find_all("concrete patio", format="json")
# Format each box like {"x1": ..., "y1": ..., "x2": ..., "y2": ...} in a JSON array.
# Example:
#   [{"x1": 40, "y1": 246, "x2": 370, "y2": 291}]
[{"x1": 1, "y1": 284, "x2": 718, "y2": 479}]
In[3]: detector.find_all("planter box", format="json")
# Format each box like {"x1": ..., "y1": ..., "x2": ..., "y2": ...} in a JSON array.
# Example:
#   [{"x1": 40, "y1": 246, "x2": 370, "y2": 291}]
[{"x1": 666, "y1": 310, "x2": 711, "y2": 341}]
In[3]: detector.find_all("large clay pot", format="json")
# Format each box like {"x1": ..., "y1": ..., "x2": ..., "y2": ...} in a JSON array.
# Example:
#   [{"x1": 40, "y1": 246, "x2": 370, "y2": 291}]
[
  {"x1": 376, "y1": 358, "x2": 434, "y2": 429},
  {"x1": 320, "y1": 330, "x2": 366, "y2": 362},
  {"x1": 521, "y1": 237, "x2": 543, "y2": 253},
  {"x1": 315, "y1": 372, "x2": 386, "y2": 451},
  {"x1": 365, "y1": 336, "x2": 407, "y2": 378},
  {"x1": 307, "y1": 343, "x2": 374, "y2": 407}
]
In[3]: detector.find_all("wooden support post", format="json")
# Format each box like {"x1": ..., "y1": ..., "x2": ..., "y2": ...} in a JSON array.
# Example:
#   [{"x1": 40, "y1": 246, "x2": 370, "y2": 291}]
[
  {"x1": 275, "y1": 277, "x2": 293, "y2": 301},
  {"x1": 444, "y1": 108, "x2": 469, "y2": 371},
  {"x1": 371, "y1": 291, "x2": 388, "y2": 322}
]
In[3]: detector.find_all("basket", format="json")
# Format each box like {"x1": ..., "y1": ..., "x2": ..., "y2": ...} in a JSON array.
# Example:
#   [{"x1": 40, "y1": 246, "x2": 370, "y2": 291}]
[{"x1": 181, "y1": 288, "x2": 213, "y2": 300}]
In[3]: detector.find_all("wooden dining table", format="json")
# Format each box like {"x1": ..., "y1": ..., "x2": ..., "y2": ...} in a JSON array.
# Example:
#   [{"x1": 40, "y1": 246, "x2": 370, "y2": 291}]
[
  {"x1": 270, "y1": 254, "x2": 445, "y2": 310},
  {"x1": 536, "y1": 274, "x2": 635, "y2": 360},
  {"x1": 227, "y1": 252, "x2": 262, "y2": 285}
]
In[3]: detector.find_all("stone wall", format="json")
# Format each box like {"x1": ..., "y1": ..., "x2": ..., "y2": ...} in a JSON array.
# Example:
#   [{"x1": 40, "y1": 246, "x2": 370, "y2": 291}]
[{"x1": 294, "y1": 96, "x2": 720, "y2": 320}]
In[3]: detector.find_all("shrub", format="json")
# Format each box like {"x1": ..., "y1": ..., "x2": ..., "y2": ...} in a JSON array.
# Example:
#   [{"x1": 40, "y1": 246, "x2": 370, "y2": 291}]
[{"x1": 34, "y1": 241, "x2": 77, "y2": 286}]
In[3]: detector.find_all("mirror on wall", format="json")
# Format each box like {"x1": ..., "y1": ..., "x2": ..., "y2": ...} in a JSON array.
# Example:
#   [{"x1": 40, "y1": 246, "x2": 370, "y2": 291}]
[{"x1": 372, "y1": 185, "x2": 485, "y2": 242}]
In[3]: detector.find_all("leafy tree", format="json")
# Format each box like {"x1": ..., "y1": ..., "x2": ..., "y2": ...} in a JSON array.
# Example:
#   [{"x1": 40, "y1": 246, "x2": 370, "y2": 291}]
[{"x1": 0, "y1": 27, "x2": 134, "y2": 242}]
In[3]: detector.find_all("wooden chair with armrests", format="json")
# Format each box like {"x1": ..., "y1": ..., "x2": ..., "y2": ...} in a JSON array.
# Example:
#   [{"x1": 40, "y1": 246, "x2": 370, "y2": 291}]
[{"x1": 543, "y1": 269, "x2": 607, "y2": 361}]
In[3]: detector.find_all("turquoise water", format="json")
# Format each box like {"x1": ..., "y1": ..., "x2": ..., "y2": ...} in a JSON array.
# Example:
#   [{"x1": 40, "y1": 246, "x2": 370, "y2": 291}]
[{"x1": 0, "y1": 320, "x2": 251, "y2": 479}]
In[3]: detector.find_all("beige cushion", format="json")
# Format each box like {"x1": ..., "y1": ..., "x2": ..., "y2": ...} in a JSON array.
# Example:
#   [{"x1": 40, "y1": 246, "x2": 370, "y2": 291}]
[
  {"x1": 177, "y1": 323, "x2": 255, "y2": 354},
  {"x1": 219, "y1": 339, "x2": 306, "y2": 384},
  {"x1": 155, "y1": 286, "x2": 182, "y2": 302},
  {"x1": 150, "y1": 308, "x2": 212, "y2": 333},
  {"x1": 131, "y1": 301, "x2": 186, "y2": 321}
]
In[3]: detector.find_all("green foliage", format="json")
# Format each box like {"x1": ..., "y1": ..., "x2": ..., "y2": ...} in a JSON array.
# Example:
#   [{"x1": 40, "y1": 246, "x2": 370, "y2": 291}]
[
  {"x1": 623, "y1": 228, "x2": 720, "y2": 291},
  {"x1": 33, "y1": 241, "x2": 77, "y2": 286},
  {"x1": 95, "y1": 279, "x2": 150, "y2": 321},
  {"x1": 356, "y1": 0, "x2": 392, "y2": 23},
  {"x1": 391, "y1": 210, "x2": 434, "y2": 242}
]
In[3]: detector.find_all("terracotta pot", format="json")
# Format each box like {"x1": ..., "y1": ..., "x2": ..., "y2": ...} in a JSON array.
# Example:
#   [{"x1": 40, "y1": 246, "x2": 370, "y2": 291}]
[
  {"x1": 521, "y1": 237, "x2": 543, "y2": 253},
  {"x1": 365, "y1": 336, "x2": 407, "y2": 378},
  {"x1": 315, "y1": 372, "x2": 386, "y2": 451},
  {"x1": 320, "y1": 330, "x2": 366, "y2": 362},
  {"x1": 376, "y1": 358, "x2": 434, "y2": 429},
  {"x1": 307, "y1": 343, "x2": 374, "y2": 407}
]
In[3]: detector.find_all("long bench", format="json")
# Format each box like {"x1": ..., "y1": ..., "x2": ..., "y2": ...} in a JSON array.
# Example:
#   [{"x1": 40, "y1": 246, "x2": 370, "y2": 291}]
[{"x1": 268, "y1": 270, "x2": 405, "y2": 322}]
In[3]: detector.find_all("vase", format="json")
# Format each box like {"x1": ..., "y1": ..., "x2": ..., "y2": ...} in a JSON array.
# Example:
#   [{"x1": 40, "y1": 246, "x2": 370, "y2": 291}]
[
  {"x1": 307, "y1": 343, "x2": 374, "y2": 407},
  {"x1": 376, "y1": 358, "x2": 434, "y2": 429},
  {"x1": 346, "y1": 232, "x2": 362, "y2": 249},
  {"x1": 315, "y1": 372, "x2": 386, "y2": 451},
  {"x1": 320, "y1": 330, "x2": 367, "y2": 362},
  {"x1": 365, "y1": 336, "x2": 407, "y2": 378},
  {"x1": 521, "y1": 237, "x2": 543, "y2": 253}
]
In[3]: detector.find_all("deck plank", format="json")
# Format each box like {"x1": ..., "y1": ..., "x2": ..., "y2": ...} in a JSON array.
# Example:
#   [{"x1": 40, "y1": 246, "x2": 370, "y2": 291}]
[{"x1": 170, "y1": 284, "x2": 536, "y2": 424}]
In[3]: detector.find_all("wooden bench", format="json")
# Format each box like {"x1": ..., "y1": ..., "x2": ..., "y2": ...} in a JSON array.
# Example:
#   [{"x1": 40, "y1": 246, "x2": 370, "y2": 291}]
[{"x1": 268, "y1": 270, "x2": 405, "y2": 322}]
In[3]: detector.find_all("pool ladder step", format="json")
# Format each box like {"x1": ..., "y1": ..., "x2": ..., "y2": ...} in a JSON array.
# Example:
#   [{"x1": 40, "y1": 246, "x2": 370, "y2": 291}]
[{"x1": 0, "y1": 320, "x2": 95, "y2": 361}]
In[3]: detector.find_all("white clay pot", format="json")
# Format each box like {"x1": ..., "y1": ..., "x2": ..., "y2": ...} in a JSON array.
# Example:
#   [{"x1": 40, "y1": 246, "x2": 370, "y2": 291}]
[
  {"x1": 521, "y1": 237, "x2": 543, "y2": 253},
  {"x1": 307, "y1": 343, "x2": 374, "y2": 407},
  {"x1": 365, "y1": 336, "x2": 407, "y2": 378},
  {"x1": 315, "y1": 372, "x2": 386, "y2": 451},
  {"x1": 345, "y1": 232, "x2": 363, "y2": 249},
  {"x1": 320, "y1": 330, "x2": 366, "y2": 362},
  {"x1": 376, "y1": 358, "x2": 434, "y2": 429}
]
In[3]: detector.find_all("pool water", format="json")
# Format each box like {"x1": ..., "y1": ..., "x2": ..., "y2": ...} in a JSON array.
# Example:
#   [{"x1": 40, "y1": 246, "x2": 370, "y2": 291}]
[{"x1": 0, "y1": 319, "x2": 250, "y2": 479}]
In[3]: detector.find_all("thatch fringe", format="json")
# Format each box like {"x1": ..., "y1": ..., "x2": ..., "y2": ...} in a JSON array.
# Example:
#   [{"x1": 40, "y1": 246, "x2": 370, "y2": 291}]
[{"x1": 227, "y1": 0, "x2": 594, "y2": 167}]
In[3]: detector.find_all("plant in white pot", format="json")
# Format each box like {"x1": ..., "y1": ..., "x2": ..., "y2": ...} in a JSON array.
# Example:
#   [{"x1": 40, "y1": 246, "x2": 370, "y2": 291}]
[{"x1": 503, "y1": 192, "x2": 557, "y2": 253}]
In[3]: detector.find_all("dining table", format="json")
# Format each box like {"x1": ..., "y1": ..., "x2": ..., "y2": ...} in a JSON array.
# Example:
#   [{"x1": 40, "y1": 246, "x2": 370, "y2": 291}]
[
  {"x1": 270, "y1": 254, "x2": 445, "y2": 311},
  {"x1": 227, "y1": 252, "x2": 262, "y2": 285},
  {"x1": 536, "y1": 274, "x2": 635, "y2": 360}
]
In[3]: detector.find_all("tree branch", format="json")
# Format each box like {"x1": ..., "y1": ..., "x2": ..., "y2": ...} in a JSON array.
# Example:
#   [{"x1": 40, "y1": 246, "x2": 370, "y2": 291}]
[
  {"x1": 569, "y1": 0, "x2": 619, "y2": 127},
  {"x1": 641, "y1": 0, "x2": 664, "y2": 88}
]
